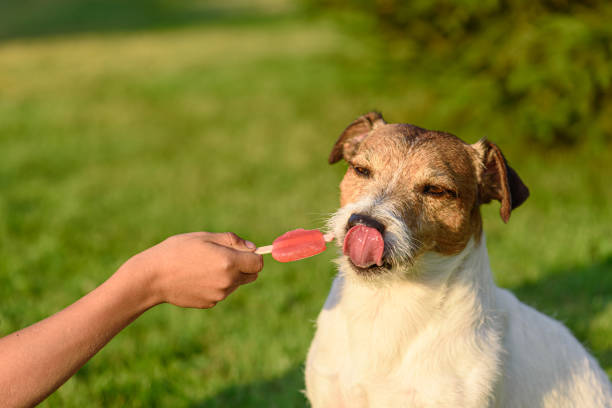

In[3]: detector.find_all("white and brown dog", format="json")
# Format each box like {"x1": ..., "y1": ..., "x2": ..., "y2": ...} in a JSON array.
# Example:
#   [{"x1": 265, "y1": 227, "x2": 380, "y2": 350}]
[{"x1": 305, "y1": 112, "x2": 612, "y2": 407}]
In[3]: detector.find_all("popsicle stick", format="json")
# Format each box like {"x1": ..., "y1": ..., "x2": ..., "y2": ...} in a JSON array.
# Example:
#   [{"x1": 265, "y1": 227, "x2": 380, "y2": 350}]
[
  {"x1": 255, "y1": 232, "x2": 334, "y2": 255},
  {"x1": 255, "y1": 244, "x2": 273, "y2": 255}
]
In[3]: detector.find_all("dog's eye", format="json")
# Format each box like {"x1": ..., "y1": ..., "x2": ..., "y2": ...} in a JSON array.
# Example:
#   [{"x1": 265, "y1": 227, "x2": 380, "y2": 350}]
[
  {"x1": 423, "y1": 185, "x2": 457, "y2": 198},
  {"x1": 352, "y1": 165, "x2": 371, "y2": 178}
]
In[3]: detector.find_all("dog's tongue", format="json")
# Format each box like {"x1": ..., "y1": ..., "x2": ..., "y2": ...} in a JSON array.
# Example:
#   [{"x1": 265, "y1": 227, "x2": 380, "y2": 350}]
[{"x1": 343, "y1": 225, "x2": 384, "y2": 268}]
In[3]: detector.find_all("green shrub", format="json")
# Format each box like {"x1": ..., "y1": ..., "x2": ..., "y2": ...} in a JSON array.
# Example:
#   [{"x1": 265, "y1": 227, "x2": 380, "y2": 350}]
[{"x1": 309, "y1": 0, "x2": 612, "y2": 146}]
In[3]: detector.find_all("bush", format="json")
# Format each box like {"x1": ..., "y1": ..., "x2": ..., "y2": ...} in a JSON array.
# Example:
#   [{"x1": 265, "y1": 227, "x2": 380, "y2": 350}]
[{"x1": 309, "y1": 0, "x2": 612, "y2": 146}]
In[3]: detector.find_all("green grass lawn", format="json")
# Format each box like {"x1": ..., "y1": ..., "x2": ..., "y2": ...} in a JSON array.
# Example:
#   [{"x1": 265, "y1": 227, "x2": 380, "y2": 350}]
[{"x1": 0, "y1": 3, "x2": 610, "y2": 406}]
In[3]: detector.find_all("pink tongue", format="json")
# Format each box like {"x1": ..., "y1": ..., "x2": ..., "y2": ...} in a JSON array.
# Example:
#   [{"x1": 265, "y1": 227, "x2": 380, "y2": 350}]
[{"x1": 343, "y1": 225, "x2": 384, "y2": 268}]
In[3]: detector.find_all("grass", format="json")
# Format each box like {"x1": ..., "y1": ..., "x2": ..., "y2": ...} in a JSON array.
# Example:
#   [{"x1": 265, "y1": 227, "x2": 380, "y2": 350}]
[{"x1": 0, "y1": 2, "x2": 610, "y2": 406}]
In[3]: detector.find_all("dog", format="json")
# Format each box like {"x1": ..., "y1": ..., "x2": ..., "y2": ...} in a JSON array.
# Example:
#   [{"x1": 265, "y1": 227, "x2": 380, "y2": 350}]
[{"x1": 304, "y1": 112, "x2": 612, "y2": 407}]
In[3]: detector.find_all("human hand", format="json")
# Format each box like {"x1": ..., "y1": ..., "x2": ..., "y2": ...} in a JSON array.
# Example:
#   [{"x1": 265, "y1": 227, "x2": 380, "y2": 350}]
[{"x1": 122, "y1": 232, "x2": 263, "y2": 309}]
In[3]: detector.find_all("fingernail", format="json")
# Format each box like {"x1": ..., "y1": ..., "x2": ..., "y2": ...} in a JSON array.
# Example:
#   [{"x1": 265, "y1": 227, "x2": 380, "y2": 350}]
[{"x1": 245, "y1": 240, "x2": 256, "y2": 249}]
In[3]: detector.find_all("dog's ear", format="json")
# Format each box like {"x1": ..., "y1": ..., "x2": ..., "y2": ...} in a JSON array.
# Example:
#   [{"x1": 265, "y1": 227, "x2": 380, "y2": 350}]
[
  {"x1": 473, "y1": 139, "x2": 529, "y2": 223},
  {"x1": 329, "y1": 111, "x2": 386, "y2": 164}
]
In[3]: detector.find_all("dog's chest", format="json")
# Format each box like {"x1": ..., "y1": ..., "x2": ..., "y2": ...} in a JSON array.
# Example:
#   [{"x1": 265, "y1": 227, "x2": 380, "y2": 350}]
[
  {"x1": 306, "y1": 276, "x2": 502, "y2": 408},
  {"x1": 310, "y1": 319, "x2": 471, "y2": 405}
]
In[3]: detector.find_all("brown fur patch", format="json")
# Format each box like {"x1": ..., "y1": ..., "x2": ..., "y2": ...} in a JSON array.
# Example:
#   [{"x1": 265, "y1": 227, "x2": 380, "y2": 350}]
[
  {"x1": 472, "y1": 139, "x2": 530, "y2": 223},
  {"x1": 329, "y1": 112, "x2": 386, "y2": 164}
]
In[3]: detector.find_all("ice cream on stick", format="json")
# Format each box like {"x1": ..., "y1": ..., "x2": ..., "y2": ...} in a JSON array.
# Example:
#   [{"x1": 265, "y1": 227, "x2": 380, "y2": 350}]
[{"x1": 255, "y1": 229, "x2": 335, "y2": 262}]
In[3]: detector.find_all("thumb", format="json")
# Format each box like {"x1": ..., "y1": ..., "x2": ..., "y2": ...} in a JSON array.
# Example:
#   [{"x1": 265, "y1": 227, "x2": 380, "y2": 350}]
[{"x1": 205, "y1": 232, "x2": 257, "y2": 252}]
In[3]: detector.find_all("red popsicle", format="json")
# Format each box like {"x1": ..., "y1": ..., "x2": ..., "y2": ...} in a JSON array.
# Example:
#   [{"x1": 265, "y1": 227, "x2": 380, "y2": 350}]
[{"x1": 255, "y1": 228, "x2": 335, "y2": 262}]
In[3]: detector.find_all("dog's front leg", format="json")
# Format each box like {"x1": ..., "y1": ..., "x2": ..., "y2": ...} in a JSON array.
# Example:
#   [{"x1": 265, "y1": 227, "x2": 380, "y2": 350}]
[
  {"x1": 305, "y1": 276, "x2": 367, "y2": 408},
  {"x1": 305, "y1": 349, "x2": 369, "y2": 408},
  {"x1": 304, "y1": 362, "x2": 345, "y2": 408},
  {"x1": 304, "y1": 311, "x2": 348, "y2": 407}
]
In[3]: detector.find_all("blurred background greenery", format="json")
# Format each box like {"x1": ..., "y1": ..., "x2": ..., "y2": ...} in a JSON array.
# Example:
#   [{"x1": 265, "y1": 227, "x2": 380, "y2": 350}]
[{"x1": 0, "y1": 0, "x2": 610, "y2": 406}]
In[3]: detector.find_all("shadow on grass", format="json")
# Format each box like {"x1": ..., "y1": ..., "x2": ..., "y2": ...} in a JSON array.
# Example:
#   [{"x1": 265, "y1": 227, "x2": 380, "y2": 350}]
[
  {"x1": 0, "y1": 0, "x2": 285, "y2": 41},
  {"x1": 510, "y1": 255, "x2": 612, "y2": 371},
  {"x1": 190, "y1": 365, "x2": 307, "y2": 408}
]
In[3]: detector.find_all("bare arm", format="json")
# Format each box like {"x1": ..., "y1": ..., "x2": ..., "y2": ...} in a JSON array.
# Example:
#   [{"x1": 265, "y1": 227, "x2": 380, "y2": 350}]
[{"x1": 0, "y1": 232, "x2": 263, "y2": 407}]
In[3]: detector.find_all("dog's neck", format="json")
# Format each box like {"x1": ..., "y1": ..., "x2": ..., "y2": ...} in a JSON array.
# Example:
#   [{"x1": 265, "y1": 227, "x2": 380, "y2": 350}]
[{"x1": 334, "y1": 232, "x2": 500, "y2": 371}]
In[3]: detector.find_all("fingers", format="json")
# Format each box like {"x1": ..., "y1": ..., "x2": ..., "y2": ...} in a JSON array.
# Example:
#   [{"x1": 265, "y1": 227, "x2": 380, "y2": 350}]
[
  {"x1": 224, "y1": 273, "x2": 259, "y2": 298},
  {"x1": 238, "y1": 272, "x2": 259, "y2": 285},
  {"x1": 209, "y1": 242, "x2": 263, "y2": 276},
  {"x1": 205, "y1": 232, "x2": 257, "y2": 252}
]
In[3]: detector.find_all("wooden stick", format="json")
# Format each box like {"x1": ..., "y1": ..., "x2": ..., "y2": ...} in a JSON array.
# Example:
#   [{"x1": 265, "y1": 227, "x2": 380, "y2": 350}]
[
  {"x1": 255, "y1": 232, "x2": 334, "y2": 255},
  {"x1": 255, "y1": 244, "x2": 273, "y2": 255}
]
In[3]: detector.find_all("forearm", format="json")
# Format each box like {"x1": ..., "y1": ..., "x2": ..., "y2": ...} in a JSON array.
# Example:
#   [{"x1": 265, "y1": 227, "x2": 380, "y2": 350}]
[
  {"x1": 0, "y1": 261, "x2": 157, "y2": 407},
  {"x1": 0, "y1": 231, "x2": 262, "y2": 407}
]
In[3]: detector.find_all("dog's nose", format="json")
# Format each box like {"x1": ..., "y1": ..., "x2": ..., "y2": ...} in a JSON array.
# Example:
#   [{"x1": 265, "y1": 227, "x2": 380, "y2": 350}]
[{"x1": 347, "y1": 213, "x2": 385, "y2": 235}]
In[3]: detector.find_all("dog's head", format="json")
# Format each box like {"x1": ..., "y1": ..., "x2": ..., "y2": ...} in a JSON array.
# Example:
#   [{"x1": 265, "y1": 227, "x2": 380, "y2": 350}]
[{"x1": 328, "y1": 112, "x2": 529, "y2": 280}]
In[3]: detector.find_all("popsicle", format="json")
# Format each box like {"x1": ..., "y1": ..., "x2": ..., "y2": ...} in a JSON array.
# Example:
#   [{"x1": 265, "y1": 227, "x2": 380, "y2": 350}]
[{"x1": 255, "y1": 228, "x2": 335, "y2": 262}]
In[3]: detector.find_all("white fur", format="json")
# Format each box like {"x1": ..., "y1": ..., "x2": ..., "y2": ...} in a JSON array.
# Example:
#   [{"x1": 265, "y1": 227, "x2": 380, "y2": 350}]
[{"x1": 305, "y1": 205, "x2": 612, "y2": 407}]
